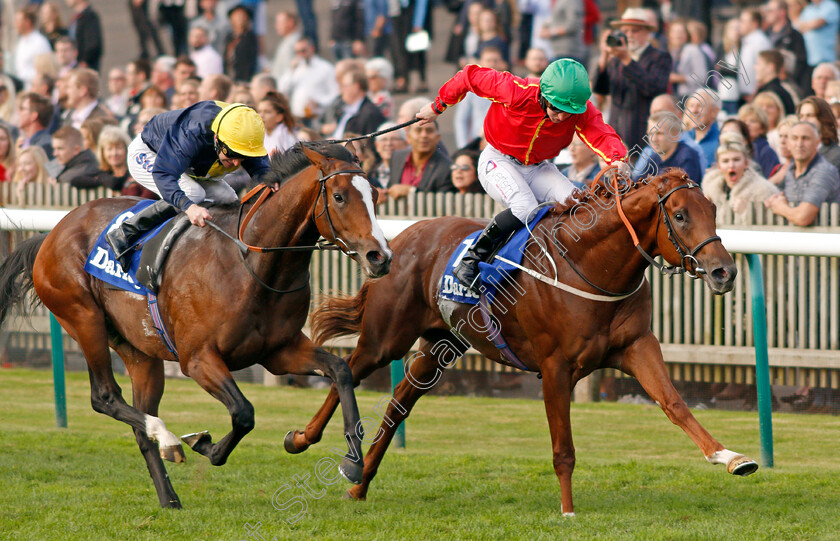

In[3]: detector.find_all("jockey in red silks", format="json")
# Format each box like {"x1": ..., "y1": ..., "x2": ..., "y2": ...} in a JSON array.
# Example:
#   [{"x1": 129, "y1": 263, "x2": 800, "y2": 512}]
[{"x1": 416, "y1": 58, "x2": 630, "y2": 292}]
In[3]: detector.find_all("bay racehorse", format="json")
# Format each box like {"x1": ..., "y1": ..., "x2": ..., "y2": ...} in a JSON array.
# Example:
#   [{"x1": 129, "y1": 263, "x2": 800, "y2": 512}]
[
  {"x1": 286, "y1": 167, "x2": 758, "y2": 515},
  {"x1": 0, "y1": 142, "x2": 392, "y2": 508}
]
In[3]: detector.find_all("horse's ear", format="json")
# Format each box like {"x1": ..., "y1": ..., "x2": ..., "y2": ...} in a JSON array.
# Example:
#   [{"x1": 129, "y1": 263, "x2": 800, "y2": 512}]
[
  {"x1": 299, "y1": 143, "x2": 327, "y2": 169},
  {"x1": 344, "y1": 140, "x2": 362, "y2": 164}
]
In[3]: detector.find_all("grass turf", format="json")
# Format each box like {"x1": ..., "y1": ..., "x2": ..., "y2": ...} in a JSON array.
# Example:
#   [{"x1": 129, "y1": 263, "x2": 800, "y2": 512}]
[{"x1": 1, "y1": 368, "x2": 839, "y2": 540}]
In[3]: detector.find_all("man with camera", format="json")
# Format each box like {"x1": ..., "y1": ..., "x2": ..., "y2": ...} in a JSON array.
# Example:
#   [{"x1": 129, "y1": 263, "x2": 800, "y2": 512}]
[{"x1": 594, "y1": 8, "x2": 672, "y2": 155}]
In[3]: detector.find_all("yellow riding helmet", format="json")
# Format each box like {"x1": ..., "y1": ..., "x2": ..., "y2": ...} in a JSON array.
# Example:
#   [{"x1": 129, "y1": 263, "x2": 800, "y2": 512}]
[{"x1": 211, "y1": 102, "x2": 267, "y2": 157}]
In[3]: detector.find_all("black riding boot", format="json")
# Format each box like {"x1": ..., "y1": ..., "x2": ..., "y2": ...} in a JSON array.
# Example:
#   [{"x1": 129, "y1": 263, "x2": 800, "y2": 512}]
[
  {"x1": 105, "y1": 200, "x2": 178, "y2": 270},
  {"x1": 453, "y1": 208, "x2": 524, "y2": 292}
]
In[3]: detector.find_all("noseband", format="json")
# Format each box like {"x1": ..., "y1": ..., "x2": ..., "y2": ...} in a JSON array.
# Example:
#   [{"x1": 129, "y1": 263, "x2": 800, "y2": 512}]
[
  {"x1": 612, "y1": 169, "x2": 721, "y2": 279},
  {"x1": 311, "y1": 167, "x2": 367, "y2": 258}
]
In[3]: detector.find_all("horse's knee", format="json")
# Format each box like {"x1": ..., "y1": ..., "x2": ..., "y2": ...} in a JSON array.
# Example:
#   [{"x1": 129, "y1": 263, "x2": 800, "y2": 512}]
[
  {"x1": 232, "y1": 400, "x2": 255, "y2": 433},
  {"x1": 90, "y1": 388, "x2": 117, "y2": 415},
  {"x1": 661, "y1": 397, "x2": 691, "y2": 424},
  {"x1": 553, "y1": 452, "x2": 576, "y2": 475},
  {"x1": 328, "y1": 359, "x2": 354, "y2": 388}
]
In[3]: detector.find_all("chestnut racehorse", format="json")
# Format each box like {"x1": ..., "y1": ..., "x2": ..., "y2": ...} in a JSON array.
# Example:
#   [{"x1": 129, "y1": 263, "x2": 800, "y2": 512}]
[
  {"x1": 0, "y1": 143, "x2": 392, "y2": 508},
  {"x1": 289, "y1": 168, "x2": 758, "y2": 514}
]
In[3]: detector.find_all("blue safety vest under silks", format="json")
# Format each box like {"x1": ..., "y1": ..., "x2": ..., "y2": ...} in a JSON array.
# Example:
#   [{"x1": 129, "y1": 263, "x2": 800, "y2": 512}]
[{"x1": 140, "y1": 100, "x2": 270, "y2": 211}]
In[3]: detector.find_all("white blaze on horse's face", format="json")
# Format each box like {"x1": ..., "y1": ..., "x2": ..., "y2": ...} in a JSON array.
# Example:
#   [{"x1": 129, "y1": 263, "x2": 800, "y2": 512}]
[{"x1": 351, "y1": 175, "x2": 392, "y2": 258}]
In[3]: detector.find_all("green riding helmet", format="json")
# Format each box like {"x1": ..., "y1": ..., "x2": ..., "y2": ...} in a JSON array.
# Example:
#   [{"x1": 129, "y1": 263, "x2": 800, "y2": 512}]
[{"x1": 539, "y1": 58, "x2": 592, "y2": 115}]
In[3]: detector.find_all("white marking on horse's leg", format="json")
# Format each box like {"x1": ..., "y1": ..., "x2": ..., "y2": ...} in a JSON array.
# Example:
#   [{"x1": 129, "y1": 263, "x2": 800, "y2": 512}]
[
  {"x1": 705, "y1": 448, "x2": 740, "y2": 466},
  {"x1": 145, "y1": 415, "x2": 180, "y2": 448},
  {"x1": 352, "y1": 175, "x2": 392, "y2": 257},
  {"x1": 563, "y1": 512, "x2": 575, "y2": 517}
]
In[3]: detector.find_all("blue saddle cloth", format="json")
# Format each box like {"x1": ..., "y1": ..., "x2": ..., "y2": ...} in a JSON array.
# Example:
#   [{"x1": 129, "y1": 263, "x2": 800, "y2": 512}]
[
  {"x1": 83, "y1": 200, "x2": 175, "y2": 296},
  {"x1": 439, "y1": 206, "x2": 551, "y2": 304}
]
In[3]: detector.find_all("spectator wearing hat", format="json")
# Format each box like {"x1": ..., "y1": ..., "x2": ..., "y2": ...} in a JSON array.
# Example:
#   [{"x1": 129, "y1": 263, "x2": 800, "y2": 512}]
[
  {"x1": 594, "y1": 8, "x2": 672, "y2": 155},
  {"x1": 224, "y1": 5, "x2": 258, "y2": 83}
]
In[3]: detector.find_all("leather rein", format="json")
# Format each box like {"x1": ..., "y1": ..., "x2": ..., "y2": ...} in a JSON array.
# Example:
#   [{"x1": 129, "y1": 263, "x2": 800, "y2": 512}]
[{"x1": 544, "y1": 165, "x2": 722, "y2": 298}]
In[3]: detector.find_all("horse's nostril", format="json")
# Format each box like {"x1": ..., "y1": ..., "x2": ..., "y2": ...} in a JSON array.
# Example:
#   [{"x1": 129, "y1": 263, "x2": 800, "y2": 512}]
[
  {"x1": 366, "y1": 251, "x2": 384, "y2": 265},
  {"x1": 711, "y1": 267, "x2": 728, "y2": 282}
]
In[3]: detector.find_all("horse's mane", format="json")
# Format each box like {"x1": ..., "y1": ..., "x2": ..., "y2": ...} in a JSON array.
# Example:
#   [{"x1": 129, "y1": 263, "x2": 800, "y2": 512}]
[
  {"x1": 257, "y1": 142, "x2": 357, "y2": 188},
  {"x1": 549, "y1": 168, "x2": 689, "y2": 219}
]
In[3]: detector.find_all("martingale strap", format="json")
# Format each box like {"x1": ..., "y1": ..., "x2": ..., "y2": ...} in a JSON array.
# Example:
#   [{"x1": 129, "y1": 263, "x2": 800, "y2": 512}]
[{"x1": 148, "y1": 293, "x2": 178, "y2": 360}]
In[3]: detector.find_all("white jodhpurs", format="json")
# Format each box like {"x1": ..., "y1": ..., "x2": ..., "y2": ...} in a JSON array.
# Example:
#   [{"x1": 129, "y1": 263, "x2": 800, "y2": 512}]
[
  {"x1": 127, "y1": 135, "x2": 239, "y2": 206},
  {"x1": 477, "y1": 144, "x2": 576, "y2": 223}
]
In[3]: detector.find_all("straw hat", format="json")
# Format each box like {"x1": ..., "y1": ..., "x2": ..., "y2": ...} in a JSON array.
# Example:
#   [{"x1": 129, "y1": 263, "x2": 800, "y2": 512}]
[{"x1": 609, "y1": 8, "x2": 657, "y2": 31}]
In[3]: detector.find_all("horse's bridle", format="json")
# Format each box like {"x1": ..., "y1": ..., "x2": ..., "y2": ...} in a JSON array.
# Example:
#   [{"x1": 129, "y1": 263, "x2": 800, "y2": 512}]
[
  {"x1": 310, "y1": 167, "x2": 367, "y2": 258},
  {"x1": 232, "y1": 166, "x2": 366, "y2": 257},
  {"x1": 610, "y1": 168, "x2": 721, "y2": 279},
  {"x1": 203, "y1": 165, "x2": 365, "y2": 294}
]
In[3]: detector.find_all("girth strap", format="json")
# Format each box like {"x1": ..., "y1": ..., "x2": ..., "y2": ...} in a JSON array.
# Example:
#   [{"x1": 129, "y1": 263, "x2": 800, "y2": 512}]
[{"x1": 478, "y1": 292, "x2": 536, "y2": 373}]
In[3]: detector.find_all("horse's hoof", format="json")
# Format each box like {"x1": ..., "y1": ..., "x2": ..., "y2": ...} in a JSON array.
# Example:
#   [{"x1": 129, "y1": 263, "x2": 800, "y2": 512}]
[
  {"x1": 284, "y1": 430, "x2": 307, "y2": 454},
  {"x1": 160, "y1": 443, "x2": 186, "y2": 463},
  {"x1": 343, "y1": 486, "x2": 366, "y2": 501},
  {"x1": 162, "y1": 498, "x2": 183, "y2": 509},
  {"x1": 728, "y1": 454, "x2": 759, "y2": 476},
  {"x1": 339, "y1": 458, "x2": 363, "y2": 485},
  {"x1": 181, "y1": 430, "x2": 212, "y2": 451}
]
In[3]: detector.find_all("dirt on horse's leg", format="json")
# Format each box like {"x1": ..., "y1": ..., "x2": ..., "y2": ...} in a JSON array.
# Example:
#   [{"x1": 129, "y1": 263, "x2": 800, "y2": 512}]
[
  {"x1": 119, "y1": 344, "x2": 182, "y2": 508},
  {"x1": 181, "y1": 348, "x2": 254, "y2": 466},
  {"x1": 263, "y1": 334, "x2": 366, "y2": 485},
  {"x1": 540, "y1": 357, "x2": 576, "y2": 516},
  {"x1": 619, "y1": 333, "x2": 758, "y2": 475},
  {"x1": 346, "y1": 339, "x2": 443, "y2": 501}
]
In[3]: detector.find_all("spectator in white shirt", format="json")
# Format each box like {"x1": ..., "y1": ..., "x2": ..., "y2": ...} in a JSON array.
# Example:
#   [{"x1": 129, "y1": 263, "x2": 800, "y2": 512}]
[
  {"x1": 13, "y1": 7, "x2": 52, "y2": 88},
  {"x1": 189, "y1": 26, "x2": 224, "y2": 79},
  {"x1": 278, "y1": 37, "x2": 338, "y2": 124},
  {"x1": 738, "y1": 8, "x2": 772, "y2": 99},
  {"x1": 271, "y1": 11, "x2": 303, "y2": 83}
]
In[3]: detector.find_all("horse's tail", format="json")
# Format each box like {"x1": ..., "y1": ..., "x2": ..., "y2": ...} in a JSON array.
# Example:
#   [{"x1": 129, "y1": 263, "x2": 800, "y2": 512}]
[
  {"x1": 0, "y1": 234, "x2": 47, "y2": 327},
  {"x1": 311, "y1": 282, "x2": 370, "y2": 345}
]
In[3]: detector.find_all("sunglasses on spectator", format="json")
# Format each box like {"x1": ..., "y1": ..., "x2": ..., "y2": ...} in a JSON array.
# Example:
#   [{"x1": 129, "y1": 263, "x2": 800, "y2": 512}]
[{"x1": 450, "y1": 164, "x2": 473, "y2": 171}]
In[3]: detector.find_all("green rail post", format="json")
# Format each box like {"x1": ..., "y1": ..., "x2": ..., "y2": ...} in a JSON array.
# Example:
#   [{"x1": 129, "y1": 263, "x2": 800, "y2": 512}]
[
  {"x1": 390, "y1": 360, "x2": 405, "y2": 448},
  {"x1": 745, "y1": 254, "x2": 773, "y2": 467},
  {"x1": 49, "y1": 313, "x2": 67, "y2": 428}
]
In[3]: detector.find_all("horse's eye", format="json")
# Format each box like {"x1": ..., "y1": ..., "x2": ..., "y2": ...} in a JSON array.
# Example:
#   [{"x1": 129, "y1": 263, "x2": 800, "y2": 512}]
[
  {"x1": 333, "y1": 193, "x2": 344, "y2": 203},
  {"x1": 674, "y1": 211, "x2": 685, "y2": 222}
]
